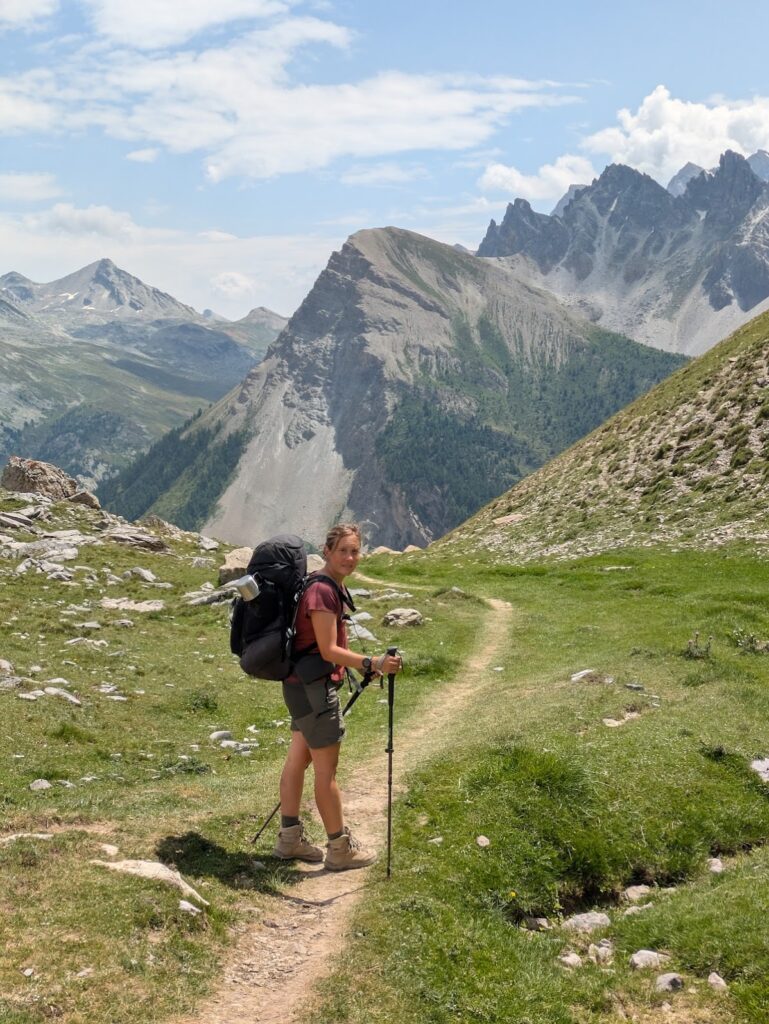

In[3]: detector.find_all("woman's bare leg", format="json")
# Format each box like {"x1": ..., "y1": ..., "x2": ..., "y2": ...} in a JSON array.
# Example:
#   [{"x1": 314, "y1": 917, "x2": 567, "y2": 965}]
[
  {"x1": 279, "y1": 730, "x2": 312, "y2": 818},
  {"x1": 310, "y1": 742, "x2": 343, "y2": 835}
]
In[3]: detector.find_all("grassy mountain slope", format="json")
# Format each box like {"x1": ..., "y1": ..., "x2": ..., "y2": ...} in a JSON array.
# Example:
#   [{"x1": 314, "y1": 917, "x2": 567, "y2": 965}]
[{"x1": 439, "y1": 308, "x2": 769, "y2": 561}]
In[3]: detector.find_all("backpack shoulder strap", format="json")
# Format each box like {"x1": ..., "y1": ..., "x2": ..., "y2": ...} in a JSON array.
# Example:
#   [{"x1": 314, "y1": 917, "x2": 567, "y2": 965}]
[{"x1": 307, "y1": 573, "x2": 356, "y2": 616}]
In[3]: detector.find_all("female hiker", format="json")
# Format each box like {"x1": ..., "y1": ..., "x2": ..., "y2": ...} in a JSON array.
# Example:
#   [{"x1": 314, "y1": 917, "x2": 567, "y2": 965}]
[{"x1": 273, "y1": 522, "x2": 402, "y2": 870}]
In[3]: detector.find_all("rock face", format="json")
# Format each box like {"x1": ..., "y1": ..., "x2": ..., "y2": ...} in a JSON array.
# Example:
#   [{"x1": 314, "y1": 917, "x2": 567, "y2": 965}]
[
  {"x1": 1, "y1": 456, "x2": 78, "y2": 500},
  {"x1": 183, "y1": 227, "x2": 683, "y2": 549},
  {"x1": 478, "y1": 151, "x2": 769, "y2": 356}
]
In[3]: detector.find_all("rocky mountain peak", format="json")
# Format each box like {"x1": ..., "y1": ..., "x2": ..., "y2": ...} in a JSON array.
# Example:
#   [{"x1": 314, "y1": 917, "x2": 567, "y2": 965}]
[
  {"x1": 475, "y1": 150, "x2": 769, "y2": 355},
  {"x1": 0, "y1": 271, "x2": 36, "y2": 305},
  {"x1": 684, "y1": 150, "x2": 766, "y2": 233},
  {"x1": 667, "y1": 161, "x2": 705, "y2": 197},
  {"x1": 748, "y1": 149, "x2": 769, "y2": 181},
  {"x1": 0, "y1": 259, "x2": 198, "y2": 322},
  {"x1": 550, "y1": 184, "x2": 588, "y2": 218}
]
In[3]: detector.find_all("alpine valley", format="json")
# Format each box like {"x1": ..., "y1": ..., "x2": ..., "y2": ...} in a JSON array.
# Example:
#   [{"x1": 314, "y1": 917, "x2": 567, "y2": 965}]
[
  {"x1": 103, "y1": 228, "x2": 685, "y2": 547},
  {"x1": 0, "y1": 259, "x2": 287, "y2": 488},
  {"x1": 10, "y1": 150, "x2": 769, "y2": 551}
]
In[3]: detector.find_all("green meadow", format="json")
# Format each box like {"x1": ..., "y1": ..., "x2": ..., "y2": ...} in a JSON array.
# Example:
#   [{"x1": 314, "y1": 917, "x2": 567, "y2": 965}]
[
  {"x1": 317, "y1": 546, "x2": 769, "y2": 1024},
  {"x1": 1, "y1": 494, "x2": 768, "y2": 1023}
]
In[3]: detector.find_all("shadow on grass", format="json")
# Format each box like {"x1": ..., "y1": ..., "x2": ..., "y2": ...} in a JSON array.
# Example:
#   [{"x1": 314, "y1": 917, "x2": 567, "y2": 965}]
[{"x1": 155, "y1": 830, "x2": 309, "y2": 894}]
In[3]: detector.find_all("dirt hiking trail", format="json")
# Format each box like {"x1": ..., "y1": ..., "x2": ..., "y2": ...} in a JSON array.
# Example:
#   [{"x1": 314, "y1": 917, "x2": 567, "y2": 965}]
[{"x1": 175, "y1": 595, "x2": 513, "y2": 1024}]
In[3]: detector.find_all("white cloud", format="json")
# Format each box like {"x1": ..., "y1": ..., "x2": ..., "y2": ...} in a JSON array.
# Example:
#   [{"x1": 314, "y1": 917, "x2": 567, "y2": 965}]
[
  {"x1": 0, "y1": 18, "x2": 578, "y2": 181},
  {"x1": 82, "y1": 0, "x2": 291, "y2": 49},
  {"x1": 340, "y1": 163, "x2": 428, "y2": 186},
  {"x1": 0, "y1": 171, "x2": 62, "y2": 201},
  {"x1": 200, "y1": 230, "x2": 239, "y2": 242},
  {"x1": 126, "y1": 147, "x2": 158, "y2": 162},
  {"x1": 0, "y1": 0, "x2": 57, "y2": 28},
  {"x1": 211, "y1": 270, "x2": 258, "y2": 299},
  {"x1": 24, "y1": 202, "x2": 141, "y2": 239},
  {"x1": 478, "y1": 154, "x2": 597, "y2": 202},
  {"x1": 584, "y1": 85, "x2": 769, "y2": 184},
  {"x1": 0, "y1": 78, "x2": 56, "y2": 132}
]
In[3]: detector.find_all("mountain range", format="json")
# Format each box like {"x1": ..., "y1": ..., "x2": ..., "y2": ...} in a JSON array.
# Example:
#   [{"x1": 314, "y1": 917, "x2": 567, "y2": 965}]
[
  {"x1": 101, "y1": 228, "x2": 684, "y2": 547},
  {"x1": 478, "y1": 151, "x2": 769, "y2": 355},
  {"x1": 0, "y1": 260, "x2": 286, "y2": 486}
]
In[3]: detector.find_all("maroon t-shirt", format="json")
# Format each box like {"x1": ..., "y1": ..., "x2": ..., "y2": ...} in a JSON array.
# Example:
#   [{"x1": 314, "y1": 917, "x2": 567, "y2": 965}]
[{"x1": 286, "y1": 576, "x2": 347, "y2": 684}]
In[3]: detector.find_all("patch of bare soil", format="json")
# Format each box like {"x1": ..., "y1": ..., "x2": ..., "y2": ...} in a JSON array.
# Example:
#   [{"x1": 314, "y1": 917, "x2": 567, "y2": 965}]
[{"x1": 174, "y1": 597, "x2": 513, "y2": 1024}]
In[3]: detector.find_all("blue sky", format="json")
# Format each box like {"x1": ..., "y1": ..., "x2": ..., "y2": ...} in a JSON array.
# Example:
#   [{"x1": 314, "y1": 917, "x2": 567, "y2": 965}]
[{"x1": 2, "y1": 0, "x2": 769, "y2": 318}]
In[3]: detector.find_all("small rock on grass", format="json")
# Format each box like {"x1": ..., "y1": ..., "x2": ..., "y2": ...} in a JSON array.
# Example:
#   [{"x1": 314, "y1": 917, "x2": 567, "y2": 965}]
[
  {"x1": 708, "y1": 971, "x2": 728, "y2": 991},
  {"x1": 29, "y1": 779, "x2": 52, "y2": 791},
  {"x1": 655, "y1": 973, "x2": 684, "y2": 992},
  {"x1": 562, "y1": 911, "x2": 610, "y2": 933},
  {"x1": 559, "y1": 952, "x2": 582, "y2": 969},
  {"x1": 708, "y1": 857, "x2": 724, "y2": 873},
  {"x1": 476, "y1": 835, "x2": 490, "y2": 848},
  {"x1": 209, "y1": 730, "x2": 232, "y2": 741},
  {"x1": 588, "y1": 939, "x2": 613, "y2": 963},
  {"x1": 630, "y1": 949, "x2": 666, "y2": 970},
  {"x1": 622, "y1": 884, "x2": 651, "y2": 902},
  {"x1": 523, "y1": 916, "x2": 551, "y2": 931},
  {"x1": 0, "y1": 658, "x2": 14, "y2": 675},
  {"x1": 179, "y1": 900, "x2": 203, "y2": 915}
]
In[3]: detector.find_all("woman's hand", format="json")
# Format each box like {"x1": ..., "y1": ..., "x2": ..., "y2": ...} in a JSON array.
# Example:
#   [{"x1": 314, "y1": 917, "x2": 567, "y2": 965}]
[{"x1": 374, "y1": 652, "x2": 402, "y2": 676}]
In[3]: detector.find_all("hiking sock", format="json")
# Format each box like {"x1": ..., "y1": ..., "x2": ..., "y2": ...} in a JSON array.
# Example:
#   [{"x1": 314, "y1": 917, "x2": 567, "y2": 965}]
[
  {"x1": 327, "y1": 828, "x2": 344, "y2": 841},
  {"x1": 281, "y1": 815, "x2": 300, "y2": 829}
]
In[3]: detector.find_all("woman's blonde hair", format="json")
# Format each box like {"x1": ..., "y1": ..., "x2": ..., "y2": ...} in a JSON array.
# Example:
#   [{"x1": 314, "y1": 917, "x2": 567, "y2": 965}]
[{"x1": 323, "y1": 522, "x2": 362, "y2": 553}]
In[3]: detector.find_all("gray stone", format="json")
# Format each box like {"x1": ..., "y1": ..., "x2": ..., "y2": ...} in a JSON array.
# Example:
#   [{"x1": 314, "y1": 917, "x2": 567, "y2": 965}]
[
  {"x1": 588, "y1": 940, "x2": 613, "y2": 963},
  {"x1": 210, "y1": 730, "x2": 233, "y2": 741},
  {"x1": 0, "y1": 658, "x2": 14, "y2": 675},
  {"x1": 29, "y1": 779, "x2": 52, "y2": 791},
  {"x1": 655, "y1": 973, "x2": 684, "y2": 992},
  {"x1": 0, "y1": 676, "x2": 23, "y2": 691},
  {"x1": 622, "y1": 884, "x2": 651, "y2": 903},
  {"x1": 89, "y1": 859, "x2": 209, "y2": 905},
  {"x1": 630, "y1": 949, "x2": 665, "y2": 970},
  {"x1": 69, "y1": 489, "x2": 100, "y2": 509},
  {"x1": 708, "y1": 857, "x2": 724, "y2": 873},
  {"x1": 1, "y1": 456, "x2": 78, "y2": 500},
  {"x1": 522, "y1": 916, "x2": 551, "y2": 932},
  {"x1": 562, "y1": 911, "x2": 610, "y2": 933},
  {"x1": 124, "y1": 567, "x2": 157, "y2": 583},
  {"x1": 750, "y1": 758, "x2": 769, "y2": 783},
  {"x1": 559, "y1": 952, "x2": 582, "y2": 969},
  {"x1": 218, "y1": 546, "x2": 252, "y2": 585},
  {"x1": 44, "y1": 687, "x2": 82, "y2": 706},
  {"x1": 199, "y1": 536, "x2": 220, "y2": 551},
  {"x1": 708, "y1": 971, "x2": 728, "y2": 991},
  {"x1": 382, "y1": 607, "x2": 424, "y2": 627}
]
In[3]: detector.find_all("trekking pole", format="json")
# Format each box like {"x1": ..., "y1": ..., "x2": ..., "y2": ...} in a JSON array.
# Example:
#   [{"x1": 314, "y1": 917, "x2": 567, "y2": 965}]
[
  {"x1": 384, "y1": 646, "x2": 398, "y2": 879},
  {"x1": 251, "y1": 669, "x2": 376, "y2": 844}
]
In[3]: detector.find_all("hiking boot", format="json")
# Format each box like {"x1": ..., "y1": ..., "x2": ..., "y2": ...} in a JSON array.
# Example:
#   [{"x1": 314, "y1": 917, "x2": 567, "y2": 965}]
[
  {"x1": 325, "y1": 827, "x2": 377, "y2": 871},
  {"x1": 273, "y1": 822, "x2": 324, "y2": 862}
]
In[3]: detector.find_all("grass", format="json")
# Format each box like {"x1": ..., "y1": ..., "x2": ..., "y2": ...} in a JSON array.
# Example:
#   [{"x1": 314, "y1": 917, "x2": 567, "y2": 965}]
[
  {"x1": 3, "y1": 492, "x2": 769, "y2": 1023},
  {"x1": 315, "y1": 546, "x2": 769, "y2": 1024},
  {"x1": 0, "y1": 494, "x2": 485, "y2": 1023}
]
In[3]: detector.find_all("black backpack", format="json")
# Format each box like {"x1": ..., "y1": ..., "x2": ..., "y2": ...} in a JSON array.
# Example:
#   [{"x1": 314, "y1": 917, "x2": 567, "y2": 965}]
[{"x1": 230, "y1": 533, "x2": 354, "y2": 681}]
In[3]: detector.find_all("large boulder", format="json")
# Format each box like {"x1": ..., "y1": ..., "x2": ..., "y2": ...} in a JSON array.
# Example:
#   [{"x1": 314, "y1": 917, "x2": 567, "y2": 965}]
[
  {"x1": 218, "y1": 546, "x2": 252, "y2": 585},
  {"x1": 1, "y1": 456, "x2": 78, "y2": 501}
]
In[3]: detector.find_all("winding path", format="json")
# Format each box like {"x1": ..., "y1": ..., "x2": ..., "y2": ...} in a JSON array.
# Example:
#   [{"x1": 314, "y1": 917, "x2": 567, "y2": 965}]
[{"x1": 175, "y1": 595, "x2": 513, "y2": 1024}]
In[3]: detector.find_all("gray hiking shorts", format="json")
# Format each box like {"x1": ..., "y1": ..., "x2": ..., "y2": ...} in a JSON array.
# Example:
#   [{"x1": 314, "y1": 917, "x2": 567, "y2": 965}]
[{"x1": 281, "y1": 678, "x2": 345, "y2": 749}]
